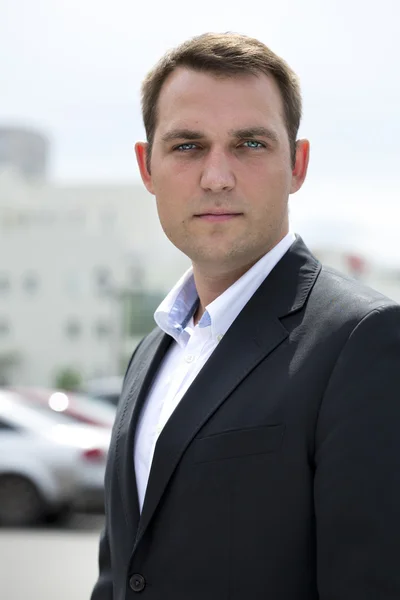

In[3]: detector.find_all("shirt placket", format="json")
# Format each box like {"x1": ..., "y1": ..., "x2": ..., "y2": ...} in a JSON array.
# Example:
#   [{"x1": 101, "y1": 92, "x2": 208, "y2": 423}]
[{"x1": 156, "y1": 326, "x2": 210, "y2": 435}]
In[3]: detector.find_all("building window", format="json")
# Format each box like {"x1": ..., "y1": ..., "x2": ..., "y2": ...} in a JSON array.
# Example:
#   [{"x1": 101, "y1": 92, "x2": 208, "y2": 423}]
[
  {"x1": 23, "y1": 272, "x2": 39, "y2": 294},
  {"x1": 0, "y1": 320, "x2": 10, "y2": 337},
  {"x1": 95, "y1": 320, "x2": 112, "y2": 339},
  {"x1": 124, "y1": 291, "x2": 164, "y2": 337},
  {"x1": 0, "y1": 274, "x2": 10, "y2": 294},
  {"x1": 94, "y1": 267, "x2": 113, "y2": 296},
  {"x1": 65, "y1": 319, "x2": 82, "y2": 340}
]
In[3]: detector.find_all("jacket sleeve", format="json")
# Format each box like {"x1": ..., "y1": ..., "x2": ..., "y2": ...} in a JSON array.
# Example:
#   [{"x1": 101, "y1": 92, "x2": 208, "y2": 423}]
[
  {"x1": 315, "y1": 304, "x2": 400, "y2": 599},
  {"x1": 90, "y1": 527, "x2": 113, "y2": 600}
]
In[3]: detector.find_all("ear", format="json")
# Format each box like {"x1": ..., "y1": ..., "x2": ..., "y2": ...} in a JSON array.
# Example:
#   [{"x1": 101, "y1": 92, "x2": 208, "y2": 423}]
[
  {"x1": 135, "y1": 142, "x2": 155, "y2": 195},
  {"x1": 290, "y1": 139, "x2": 310, "y2": 194}
]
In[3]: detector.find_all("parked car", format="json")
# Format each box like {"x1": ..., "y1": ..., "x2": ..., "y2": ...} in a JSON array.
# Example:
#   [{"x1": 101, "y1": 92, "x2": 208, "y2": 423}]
[
  {"x1": 0, "y1": 390, "x2": 77, "y2": 526},
  {"x1": 0, "y1": 390, "x2": 110, "y2": 526},
  {"x1": 81, "y1": 376, "x2": 123, "y2": 407},
  {"x1": 9, "y1": 386, "x2": 116, "y2": 428}
]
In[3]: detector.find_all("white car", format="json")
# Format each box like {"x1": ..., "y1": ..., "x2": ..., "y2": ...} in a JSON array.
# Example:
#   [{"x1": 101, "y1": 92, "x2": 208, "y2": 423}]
[
  {"x1": 82, "y1": 375, "x2": 123, "y2": 407},
  {"x1": 0, "y1": 390, "x2": 110, "y2": 526},
  {"x1": 8, "y1": 386, "x2": 117, "y2": 428}
]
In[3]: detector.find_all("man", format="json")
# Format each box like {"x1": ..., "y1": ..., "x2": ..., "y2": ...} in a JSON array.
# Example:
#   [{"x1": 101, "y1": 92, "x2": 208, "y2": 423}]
[{"x1": 91, "y1": 33, "x2": 400, "y2": 599}]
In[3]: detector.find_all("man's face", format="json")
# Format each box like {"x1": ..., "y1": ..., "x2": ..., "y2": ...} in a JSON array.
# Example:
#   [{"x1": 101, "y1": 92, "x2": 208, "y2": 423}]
[{"x1": 136, "y1": 68, "x2": 309, "y2": 276}]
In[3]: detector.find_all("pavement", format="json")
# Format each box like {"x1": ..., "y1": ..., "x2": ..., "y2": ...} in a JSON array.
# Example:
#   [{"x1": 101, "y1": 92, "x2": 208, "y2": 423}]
[{"x1": 0, "y1": 514, "x2": 104, "y2": 600}]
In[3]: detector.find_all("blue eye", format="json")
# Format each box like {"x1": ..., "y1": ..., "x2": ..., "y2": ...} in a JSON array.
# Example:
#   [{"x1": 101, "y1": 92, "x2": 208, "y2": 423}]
[
  {"x1": 243, "y1": 140, "x2": 264, "y2": 149},
  {"x1": 175, "y1": 143, "x2": 197, "y2": 151}
]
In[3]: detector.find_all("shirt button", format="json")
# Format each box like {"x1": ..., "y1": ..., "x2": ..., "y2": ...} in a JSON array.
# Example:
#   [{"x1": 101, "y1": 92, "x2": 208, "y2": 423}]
[
  {"x1": 217, "y1": 334, "x2": 224, "y2": 342},
  {"x1": 129, "y1": 574, "x2": 146, "y2": 592},
  {"x1": 185, "y1": 354, "x2": 195, "y2": 363}
]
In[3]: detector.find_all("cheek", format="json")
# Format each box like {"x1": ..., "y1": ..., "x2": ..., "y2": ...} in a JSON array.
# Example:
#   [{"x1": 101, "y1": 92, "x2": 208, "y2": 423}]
[
  {"x1": 254, "y1": 166, "x2": 292, "y2": 202},
  {"x1": 152, "y1": 159, "x2": 194, "y2": 196},
  {"x1": 152, "y1": 169, "x2": 196, "y2": 225},
  {"x1": 155, "y1": 194, "x2": 186, "y2": 241},
  {"x1": 155, "y1": 194, "x2": 173, "y2": 225}
]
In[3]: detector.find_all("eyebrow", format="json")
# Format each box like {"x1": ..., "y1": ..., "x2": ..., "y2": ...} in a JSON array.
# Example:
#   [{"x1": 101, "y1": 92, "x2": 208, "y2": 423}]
[
  {"x1": 161, "y1": 129, "x2": 204, "y2": 143},
  {"x1": 161, "y1": 126, "x2": 279, "y2": 144},
  {"x1": 229, "y1": 127, "x2": 279, "y2": 144}
]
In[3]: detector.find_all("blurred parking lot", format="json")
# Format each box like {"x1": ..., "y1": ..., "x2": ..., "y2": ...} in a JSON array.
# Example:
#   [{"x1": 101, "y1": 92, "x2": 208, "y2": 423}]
[
  {"x1": 0, "y1": 387, "x2": 111, "y2": 600},
  {"x1": 0, "y1": 514, "x2": 103, "y2": 600}
]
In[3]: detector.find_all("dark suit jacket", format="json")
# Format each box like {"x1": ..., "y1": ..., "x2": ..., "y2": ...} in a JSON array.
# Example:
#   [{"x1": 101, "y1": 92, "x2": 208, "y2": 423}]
[{"x1": 91, "y1": 236, "x2": 400, "y2": 600}]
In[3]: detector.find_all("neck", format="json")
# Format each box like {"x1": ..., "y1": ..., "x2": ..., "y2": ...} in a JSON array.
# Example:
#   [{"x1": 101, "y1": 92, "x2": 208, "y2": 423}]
[
  {"x1": 191, "y1": 232, "x2": 289, "y2": 325},
  {"x1": 192, "y1": 260, "x2": 257, "y2": 326}
]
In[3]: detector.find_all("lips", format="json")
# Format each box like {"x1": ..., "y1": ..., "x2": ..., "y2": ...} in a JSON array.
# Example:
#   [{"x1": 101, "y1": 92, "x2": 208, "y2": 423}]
[
  {"x1": 194, "y1": 212, "x2": 241, "y2": 222},
  {"x1": 195, "y1": 208, "x2": 241, "y2": 216}
]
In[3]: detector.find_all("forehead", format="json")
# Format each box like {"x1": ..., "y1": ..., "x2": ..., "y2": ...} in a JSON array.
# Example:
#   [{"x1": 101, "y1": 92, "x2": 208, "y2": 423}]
[{"x1": 155, "y1": 68, "x2": 286, "y2": 136}]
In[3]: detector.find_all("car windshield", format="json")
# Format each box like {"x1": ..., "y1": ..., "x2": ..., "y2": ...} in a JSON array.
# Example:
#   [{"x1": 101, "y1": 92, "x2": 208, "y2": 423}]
[
  {"x1": 27, "y1": 402, "x2": 80, "y2": 423},
  {"x1": 5, "y1": 387, "x2": 117, "y2": 425},
  {"x1": 68, "y1": 394, "x2": 116, "y2": 423},
  {"x1": 0, "y1": 391, "x2": 77, "y2": 433},
  {"x1": 9, "y1": 394, "x2": 79, "y2": 425}
]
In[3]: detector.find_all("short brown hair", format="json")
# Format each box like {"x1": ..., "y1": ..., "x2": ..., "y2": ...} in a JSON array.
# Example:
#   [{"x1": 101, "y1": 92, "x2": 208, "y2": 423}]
[{"x1": 141, "y1": 32, "x2": 302, "y2": 169}]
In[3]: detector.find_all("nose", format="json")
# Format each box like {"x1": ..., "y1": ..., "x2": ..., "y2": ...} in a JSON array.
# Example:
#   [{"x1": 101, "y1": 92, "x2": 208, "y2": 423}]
[{"x1": 200, "y1": 149, "x2": 236, "y2": 193}]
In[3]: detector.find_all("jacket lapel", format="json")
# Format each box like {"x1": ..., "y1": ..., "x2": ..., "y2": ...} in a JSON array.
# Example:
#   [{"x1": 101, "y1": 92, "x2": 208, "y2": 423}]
[
  {"x1": 135, "y1": 313, "x2": 288, "y2": 547},
  {"x1": 134, "y1": 236, "x2": 321, "y2": 548},
  {"x1": 115, "y1": 327, "x2": 172, "y2": 535}
]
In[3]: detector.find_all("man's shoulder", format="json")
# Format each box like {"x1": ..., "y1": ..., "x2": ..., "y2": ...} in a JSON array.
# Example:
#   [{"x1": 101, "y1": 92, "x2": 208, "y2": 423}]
[
  {"x1": 123, "y1": 326, "x2": 166, "y2": 380},
  {"x1": 312, "y1": 263, "x2": 399, "y2": 321},
  {"x1": 137, "y1": 326, "x2": 165, "y2": 352}
]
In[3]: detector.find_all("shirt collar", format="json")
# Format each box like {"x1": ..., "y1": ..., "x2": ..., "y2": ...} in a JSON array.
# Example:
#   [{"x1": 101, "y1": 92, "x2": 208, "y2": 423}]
[
  {"x1": 154, "y1": 268, "x2": 206, "y2": 344},
  {"x1": 154, "y1": 232, "x2": 296, "y2": 345}
]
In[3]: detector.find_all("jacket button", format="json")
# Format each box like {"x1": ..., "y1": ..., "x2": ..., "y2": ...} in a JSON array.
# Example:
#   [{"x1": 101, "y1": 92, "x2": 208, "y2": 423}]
[{"x1": 129, "y1": 574, "x2": 146, "y2": 592}]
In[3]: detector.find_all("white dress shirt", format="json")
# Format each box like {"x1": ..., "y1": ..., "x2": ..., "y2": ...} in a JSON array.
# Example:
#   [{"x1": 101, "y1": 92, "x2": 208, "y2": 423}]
[{"x1": 134, "y1": 232, "x2": 296, "y2": 510}]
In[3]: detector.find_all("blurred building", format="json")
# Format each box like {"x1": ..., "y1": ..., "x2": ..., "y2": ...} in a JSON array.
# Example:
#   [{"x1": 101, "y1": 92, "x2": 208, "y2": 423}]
[
  {"x1": 0, "y1": 127, "x2": 49, "y2": 180},
  {"x1": 312, "y1": 247, "x2": 400, "y2": 304},
  {"x1": 1, "y1": 126, "x2": 400, "y2": 387},
  {"x1": 0, "y1": 130, "x2": 189, "y2": 386}
]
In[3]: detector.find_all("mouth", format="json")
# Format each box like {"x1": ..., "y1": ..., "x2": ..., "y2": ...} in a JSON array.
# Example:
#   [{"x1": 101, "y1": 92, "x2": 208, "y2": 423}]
[{"x1": 194, "y1": 212, "x2": 243, "y2": 223}]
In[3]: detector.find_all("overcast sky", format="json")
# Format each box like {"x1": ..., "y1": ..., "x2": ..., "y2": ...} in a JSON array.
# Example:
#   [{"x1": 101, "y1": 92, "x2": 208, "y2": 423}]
[{"x1": 2, "y1": 0, "x2": 400, "y2": 261}]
